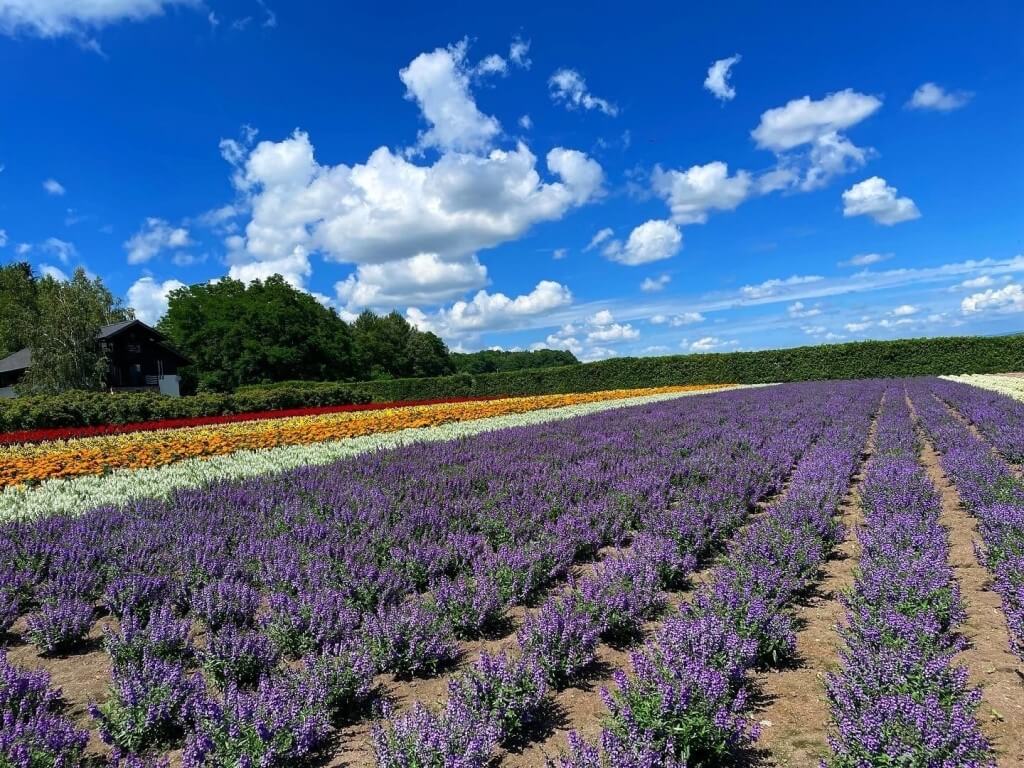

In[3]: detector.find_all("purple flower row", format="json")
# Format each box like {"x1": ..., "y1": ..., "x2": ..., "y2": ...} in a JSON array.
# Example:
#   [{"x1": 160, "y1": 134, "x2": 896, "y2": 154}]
[
  {"x1": 1, "y1": 649, "x2": 89, "y2": 768},
  {"x1": 825, "y1": 386, "x2": 992, "y2": 767},
  {"x1": 0, "y1": 383, "x2": 874, "y2": 765},
  {"x1": 556, "y1": 381, "x2": 883, "y2": 767},
  {"x1": 370, "y1": 382, "x2": 859, "y2": 767},
  {"x1": 909, "y1": 378, "x2": 1024, "y2": 660}
]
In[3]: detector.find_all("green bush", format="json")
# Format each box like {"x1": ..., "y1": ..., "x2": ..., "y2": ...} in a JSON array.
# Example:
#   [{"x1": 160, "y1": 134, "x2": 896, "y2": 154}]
[
  {"x1": 348, "y1": 334, "x2": 1024, "y2": 402},
  {"x1": 0, "y1": 383, "x2": 370, "y2": 431}
]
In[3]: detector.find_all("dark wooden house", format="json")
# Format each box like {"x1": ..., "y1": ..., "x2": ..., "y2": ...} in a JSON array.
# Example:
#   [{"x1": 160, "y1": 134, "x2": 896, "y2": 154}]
[{"x1": 0, "y1": 319, "x2": 190, "y2": 398}]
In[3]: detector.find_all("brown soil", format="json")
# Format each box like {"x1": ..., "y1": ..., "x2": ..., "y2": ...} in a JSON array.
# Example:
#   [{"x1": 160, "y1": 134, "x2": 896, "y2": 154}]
[
  {"x1": 914, "y1": 419, "x2": 1024, "y2": 768},
  {"x1": 750, "y1": 405, "x2": 878, "y2": 767}
]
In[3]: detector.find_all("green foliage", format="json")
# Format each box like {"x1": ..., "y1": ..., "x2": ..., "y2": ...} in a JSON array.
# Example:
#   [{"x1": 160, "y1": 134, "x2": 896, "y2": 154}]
[
  {"x1": 0, "y1": 382, "x2": 369, "y2": 431},
  {"x1": 158, "y1": 276, "x2": 358, "y2": 391},
  {"x1": 450, "y1": 348, "x2": 579, "y2": 374},
  {"x1": 349, "y1": 335, "x2": 1024, "y2": 402},
  {"x1": 352, "y1": 310, "x2": 454, "y2": 380},
  {"x1": 6, "y1": 267, "x2": 132, "y2": 395},
  {"x1": 0, "y1": 262, "x2": 39, "y2": 359}
]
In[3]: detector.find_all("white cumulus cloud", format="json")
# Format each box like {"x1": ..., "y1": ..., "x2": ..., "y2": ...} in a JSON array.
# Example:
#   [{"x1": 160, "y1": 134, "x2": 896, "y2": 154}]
[
  {"x1": 651, "y1": 161, "x2": 752, "y2": 225},
  {"x1": 839, "y1": 252, "x2": 891, "y2": 267},
  {"x1": 548, "y1": 68, "x2": 618, "y2": 116},
  {"x1": 752, "y1": 89, "x2": 882, "y2": 151},
  {"x1": 603, "y1": 219, "x2": 682, "y2": 266},
  {"x1": 408, "y1": 280, "x2": 572, "y2": 337},
  {"x1": 961, "y1": 283, "x2": 1024, "y2": 314},
  {"x1": 640, "y1": 274, "x2": 670, "y2": 292},
  {"x1": 740, "y1": 274, "x2": 823, "y2": 299},
  {"x1": 907, "y1": 82, "x2": 972, "y2": 111},
  {"x1": 124, "y1": 217, "x2": 192, "y2": 264},
  {"x1": 704, "y1": 54, "x2": 741, "y2": 101},
  {"x1": 842, "y1": 176, "x2": 921, "y2": 225},
  {"x1": 127, "y1": 276, "x2": 186, "y2": 324},
  {"x1": 42, "y1": 178, "x2": 65, "y2": 195}
]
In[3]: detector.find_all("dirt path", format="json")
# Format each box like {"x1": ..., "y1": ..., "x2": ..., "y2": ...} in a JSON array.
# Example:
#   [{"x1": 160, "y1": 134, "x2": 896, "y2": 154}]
[
  {"x1": 749, "y1": 405, "x2": 878, "y2": 768},
  {"x1": 913, "y1": 403, "x2": 1024, "y2": 768}
]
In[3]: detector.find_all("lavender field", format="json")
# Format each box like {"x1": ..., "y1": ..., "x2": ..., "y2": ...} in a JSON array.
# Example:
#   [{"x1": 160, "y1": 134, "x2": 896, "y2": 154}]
[{"x1": 2, "y1": 378, "x2": 1023, "y2": 768}]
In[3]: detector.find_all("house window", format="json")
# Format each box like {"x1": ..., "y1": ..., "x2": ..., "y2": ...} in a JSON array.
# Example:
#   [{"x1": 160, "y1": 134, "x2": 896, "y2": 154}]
[{"x1": 126, "y1": 343, "x2": 141, "y2": 353}]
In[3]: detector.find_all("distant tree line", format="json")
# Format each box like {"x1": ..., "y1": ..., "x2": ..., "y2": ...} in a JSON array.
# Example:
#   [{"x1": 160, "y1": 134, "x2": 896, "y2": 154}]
[{"x1": 0, "y1": 265, "x2": 574, "y2": 395}]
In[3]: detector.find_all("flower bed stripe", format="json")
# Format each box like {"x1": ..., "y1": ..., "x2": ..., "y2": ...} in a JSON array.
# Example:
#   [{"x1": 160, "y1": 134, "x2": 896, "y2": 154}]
[
  {"x1": 0, "y1": 385, "x2": 756, "y2": 523},
  {"x1": 0, "y1": 385, "x2": 725, "y2": 488},
  {"x1": 824, "y1": 386, "x2": 990, "y2": 767},
  {"x1": 909, "y1": 378, "x2": 1024, "y2": 661},
  {"x1": 556, "y1": 381, "x2": 880, "y2": 766},
  {"x1": 0, "y1": 396, "x2": 502, "y2": 446}
]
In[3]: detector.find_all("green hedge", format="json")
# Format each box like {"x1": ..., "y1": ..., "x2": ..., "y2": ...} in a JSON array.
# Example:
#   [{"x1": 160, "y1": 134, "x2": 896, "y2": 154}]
[
  {"x1": 349, "y1": 334, "x2": 1024, "y2": 401},
  {"x1": 0, "y1": 382, "x2": 370, "y2": 431}
]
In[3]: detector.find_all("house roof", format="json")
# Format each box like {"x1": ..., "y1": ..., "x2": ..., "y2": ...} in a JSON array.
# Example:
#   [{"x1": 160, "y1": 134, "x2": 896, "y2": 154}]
[
  {"x1": 0, "y1": 319, "x2": 190, "y2": 374},
  {"x1": 96, "y1": 319, "x2": 154, "y2": 339},
  {"x1": 0, "y1": 347, "x2": 32, "y2": 375}
]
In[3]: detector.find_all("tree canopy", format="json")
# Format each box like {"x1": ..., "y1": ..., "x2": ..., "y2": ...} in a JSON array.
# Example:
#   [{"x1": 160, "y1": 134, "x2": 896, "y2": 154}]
[
  {"x1": 159, "y1": 277, "x2": 455, "y2": 390},
  {"x1": 2, "y1": 265, "x2": 133, "y2": 394},
  {"x1": 158, "y1": 276, "x2": 358, "y2": 392}
]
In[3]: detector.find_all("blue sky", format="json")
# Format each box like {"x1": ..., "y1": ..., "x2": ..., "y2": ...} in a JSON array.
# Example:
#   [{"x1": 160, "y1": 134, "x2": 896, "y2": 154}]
[{"x1": 1, "y1": 0, "x2": 1022, "y2": 359}]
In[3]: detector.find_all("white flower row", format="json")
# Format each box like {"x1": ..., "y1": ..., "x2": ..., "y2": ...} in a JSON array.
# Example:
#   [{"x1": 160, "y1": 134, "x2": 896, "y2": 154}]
[
  {"x1": 0, "y1": 385, "x2": 762, "y2": 523},
  {"x1": 941, "y1": 374, "x2": 1024, "y2": 403}
]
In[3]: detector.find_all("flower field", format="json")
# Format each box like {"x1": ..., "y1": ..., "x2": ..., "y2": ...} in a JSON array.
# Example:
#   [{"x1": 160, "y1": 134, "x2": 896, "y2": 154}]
[{"x1": 2, "y1": 378, "x2": 1023, "y2": 768}]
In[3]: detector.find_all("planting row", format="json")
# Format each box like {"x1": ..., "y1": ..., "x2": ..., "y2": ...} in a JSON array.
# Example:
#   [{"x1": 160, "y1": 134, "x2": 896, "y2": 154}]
[
  {"x1": 0, "y1": 382, "x2": 844, "y2": 767},
  {"x1": 908, "y1": 379, "x2": 1024, "y2": 661},
  {"x1": 0, "y1": 387, "x2": 747, "y2": 523},
  {"x1": 0, "y1": 385, "x2": 721, "y2": 488},
  {"x1": 936, "y1": 375, "x2": 1024, "y2": 463},
  {"x1": 825, "y1": 387, "x2": 991, "y2": 766},
  {"x1": 0, "y1": 396, "x2": 500, "y2": 446}
]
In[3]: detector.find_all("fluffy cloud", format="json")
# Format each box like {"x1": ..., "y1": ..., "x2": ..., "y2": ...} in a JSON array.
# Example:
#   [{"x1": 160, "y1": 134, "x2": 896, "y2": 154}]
[
  {"x1": 408, "y1": 280, "x2": 572, "y2": 337},
  {"x1": 751, "y1": 89, "x2": 880, "y2": 191},
  {"x1": 844, "y1": 320, "x2": 873, "y2": 333},
  {"x1": 704, "y1": 54, "x2": 741, "y2": 101},
  {"x1": 640, "y1": 274, "x2": 670, "y2": 292},
  {"x1": 540, "y1": 309, "x2": 638, "y2": 360},
  {"x1": 651, "y1": 312, "x2": 704, "y2": 326},
  {"x1": 0, "y1": 0, "x2": 195, "y2": 46},
  {"x1": 842, "y1": 176, "x2": 921, "y2": 225},
  {"x1": 548, "y1": 69, "x2": 618, "y2": 116},
  {"x1": 686, "y1": 336, "x2": 737, "y2": 352},
  {"x1": 603, "y1": 220, "x2": 682, "y2": 266},
  {"x1": 651, "y1": 162, "x2": 752, "y2": 225},
  {"x1": 0, "y1": 229, "x2": 6, "y2": 247},
  {"x1": 42, "y1": 178, "x2": 65, "y2": 195},
  {"x1": 787, "y1": 301, "x2": 822, "y2": 318},
  {"x1": 838, "y1": 252, "x2": 891, "y2": 267},
  {"x1": 335, "y1": 253, "x2": 488, "y2": 308},
  {"x1": 740, "y1": 274, "x2": 823, "y2": 299},
  {"x1": 124, "y1": 217, "x2": 192, "y2": 264},
  {"x1": 961, "y1": 283, "x2": 1024, "y2": 314},
  {"x1": 509, "y1": 37, "x2": 531, "y2": 69},
  {"x1": 801, "y1": 131, "x2": 870, "y2": 190},
  {"x1": 400, "y1": 41, "x2": 501, "y2": 153},
  {"x1": 518, "y1": 114, "x2": 532, "y2": 130},
  {"x1": 127, "y1": 276, "x2": 186, "y2": 324},
  {"x1": 752, "y1": 89, "x2": 882, "y2": 151},
  {"x1": 225, "y1": 46, "x2": 603, "y2": 304},
  {"x1": 891, "y1": 304, "x2": 918, "y2": 316},
  {"x1": 907, "y1": 82, "x2": 972, "y2": 111}
]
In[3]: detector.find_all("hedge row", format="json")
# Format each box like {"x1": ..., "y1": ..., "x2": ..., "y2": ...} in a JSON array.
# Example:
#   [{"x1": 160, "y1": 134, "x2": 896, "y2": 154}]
[
  {"x1": 349, "y1": 334, "x2": 1024, "y2": 402},
  {"x1": 0, "y1": 382, "x2": 370, "y2": 431}
]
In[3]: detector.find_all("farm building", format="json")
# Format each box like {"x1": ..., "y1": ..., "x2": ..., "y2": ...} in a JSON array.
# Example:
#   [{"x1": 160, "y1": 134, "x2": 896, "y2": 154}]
[{"x1": 0, "y1": 319, "x2": 189, "y2": 398}]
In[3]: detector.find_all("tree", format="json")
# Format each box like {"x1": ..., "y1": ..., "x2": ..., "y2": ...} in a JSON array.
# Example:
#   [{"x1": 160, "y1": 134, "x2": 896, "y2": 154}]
[
  {"x1": 352, "y1": 310, "x2": 454, "y2": 379},
  {"x1": 159, "y1": 275, "x2": 357, "y2": 391},
  {"x1": 0, "y1": 262, "x2": 39, "y2": 359},
  {"x1": 18, "y1": 268, "x2": 133, "y2": 394}
]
